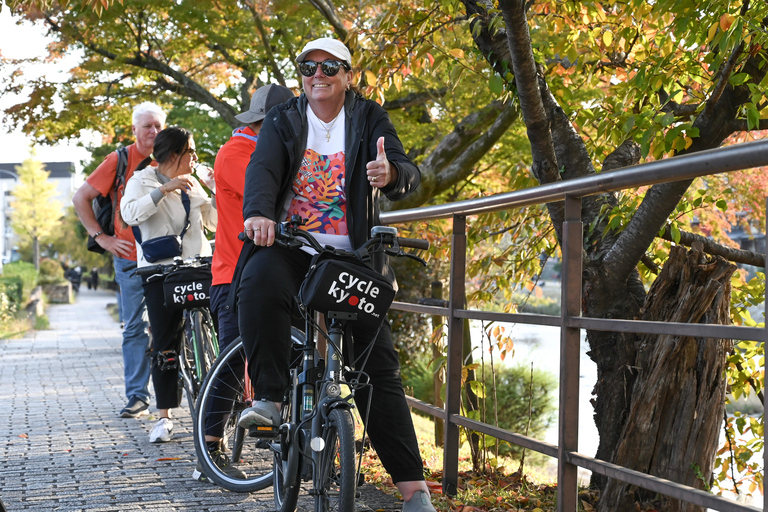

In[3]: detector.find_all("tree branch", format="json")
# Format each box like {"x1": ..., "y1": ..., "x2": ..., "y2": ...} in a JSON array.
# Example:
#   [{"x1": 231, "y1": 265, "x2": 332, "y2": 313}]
[
  {"x1": 244, "y1": 1, "x2": 287, "y2": 86},
  {"x1": 728, "y1": 118, "x2": 768, "y2": 132},
  {"x1": 307, "y1": 0, "x2": 348, "y2": 41},
  {"x1": 382, "y1": 88, "x2": 448, "y2": 110},
  {"x1": 705, "y1": 43, "x2": 745, "y2": 113},
  {"x1": 383, "y1": 101, "x2": 518, "y2": 210},
  {"x1": 498, "y1": 0, "x2": 560, "y2": 185},
  {"x1": 658, "y1": 226, "x2": 765, "y2": 267},
  {"x1": 462, "y1": 0, "x2": 513, "y2": 78}
]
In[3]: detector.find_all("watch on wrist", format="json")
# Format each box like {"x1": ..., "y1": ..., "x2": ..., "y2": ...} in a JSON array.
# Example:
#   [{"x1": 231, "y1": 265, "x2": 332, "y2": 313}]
[{"x1": 92, "y1": 231, "x2": 103, "y2": 238}]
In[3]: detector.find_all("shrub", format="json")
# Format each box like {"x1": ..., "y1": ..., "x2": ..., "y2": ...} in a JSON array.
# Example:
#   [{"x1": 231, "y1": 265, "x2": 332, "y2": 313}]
[
  {"x1": 1, "y1": 261, "x2": 39, "y2": 302},
  {"x1": 0, "y1": 277, "x2": 23, "y2": 308},
  {"x1": 403, "y1": 355, "x2": 558, "y2": 458},
  {"x1": 38, "y1": 258, "x2": 66, "y2": 285}
]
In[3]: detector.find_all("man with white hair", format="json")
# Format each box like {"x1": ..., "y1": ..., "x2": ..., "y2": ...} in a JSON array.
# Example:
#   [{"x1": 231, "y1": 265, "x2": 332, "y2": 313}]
[{"x1": 73, "y1": 102, "x2": 166, "y2": 418}]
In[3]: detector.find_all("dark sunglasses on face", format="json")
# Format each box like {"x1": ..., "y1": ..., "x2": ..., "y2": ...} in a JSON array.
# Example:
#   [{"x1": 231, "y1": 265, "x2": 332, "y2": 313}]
[{"x1": 298, "y1": 59, "x2": 350, "y2": 78}]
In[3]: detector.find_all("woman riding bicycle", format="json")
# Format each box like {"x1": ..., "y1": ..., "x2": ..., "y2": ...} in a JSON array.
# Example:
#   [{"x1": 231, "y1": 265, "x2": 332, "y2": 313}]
[
  {"x1": 121, "y1": 126, "x2": 217, "y2": 444},
  {"x1": 234, "y1": 38, "x2": 435, "y2": 511}
]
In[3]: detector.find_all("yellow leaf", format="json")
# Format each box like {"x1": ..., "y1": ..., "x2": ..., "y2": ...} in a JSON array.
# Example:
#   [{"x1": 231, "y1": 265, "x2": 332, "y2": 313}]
[
  {"x1": 364, "y1": 70, "x2": 377, "y2": 86},
  {"x1": 603, "y1": 31, "x2": 613, "y2": 46},
  {"x1": 449, "y1": 48, "x2": 464, "y2": 59},
  {"x1": 684, "y1": 136, "x2": 693, "y2": 149},
  {"x1": 707, "y1": 22, "x2": 719, "y2": 42},
  {"x1": 393, "y1": 73, "x2": 402, "y2": 91}
]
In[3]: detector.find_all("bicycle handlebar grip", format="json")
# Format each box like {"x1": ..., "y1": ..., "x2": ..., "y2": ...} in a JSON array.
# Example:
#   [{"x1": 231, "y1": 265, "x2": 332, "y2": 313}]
[
  {"x1": 398, "y1": 237, "x2": 430, "y2": 250},
  {"x1": 135, "y1": 264, "x2": 164, "y2": 276}
]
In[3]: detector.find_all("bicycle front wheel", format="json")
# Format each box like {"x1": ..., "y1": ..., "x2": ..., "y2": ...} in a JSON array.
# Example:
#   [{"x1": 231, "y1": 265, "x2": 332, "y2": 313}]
[
  {"x1": 193, "y1": 327, "x2": 305, "y2": 493},
  {"x1": 315, "y1": 407, "x2": 357, "y2": 512}
]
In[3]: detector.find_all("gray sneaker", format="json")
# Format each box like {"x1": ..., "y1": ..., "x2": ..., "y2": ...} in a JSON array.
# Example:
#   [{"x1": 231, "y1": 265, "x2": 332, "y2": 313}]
[
  {"x1": 402, "y1": 490, "x2": 436, "y2": 512},
  {"x1": 192, "y1": 450, "x2": 246, "y2": 483},
  {"x1": 237, "y1": 399, "x2": 280, "y2": 429}
]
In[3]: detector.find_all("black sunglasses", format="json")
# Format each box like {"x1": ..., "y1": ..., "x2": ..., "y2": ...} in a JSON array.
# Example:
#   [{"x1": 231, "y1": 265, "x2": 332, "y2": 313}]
[{"x1": 298, "y1": 59, "x2": 350, "y2": 78}]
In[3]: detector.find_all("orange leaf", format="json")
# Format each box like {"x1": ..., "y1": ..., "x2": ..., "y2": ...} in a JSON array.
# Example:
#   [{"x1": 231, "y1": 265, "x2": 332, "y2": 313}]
[
  {"x1": 156, "y1": 457, "x2": 182, "y2": 461},
  {"x1": 18, "y1": 433, "x2": 28, "y2": 438},
  {"x1": 720, "y1": 13, "x2": 735, "y2": 31}
]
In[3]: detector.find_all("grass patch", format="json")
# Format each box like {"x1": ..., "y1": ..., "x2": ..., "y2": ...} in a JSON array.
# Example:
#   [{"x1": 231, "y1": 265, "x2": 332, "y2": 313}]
[{"x1": 33, "y1": 314, "x2": 50, "y2": 330}]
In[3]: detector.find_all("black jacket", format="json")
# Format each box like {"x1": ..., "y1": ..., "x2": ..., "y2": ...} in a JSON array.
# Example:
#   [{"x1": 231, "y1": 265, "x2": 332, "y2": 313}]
[{"x1": 230, "y1": 90, "x2": 421, "y2": 300}]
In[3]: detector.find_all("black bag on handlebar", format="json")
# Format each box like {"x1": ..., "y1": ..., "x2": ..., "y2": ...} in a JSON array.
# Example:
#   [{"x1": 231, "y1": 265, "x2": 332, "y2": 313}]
[
  {"x1": 299, "y1": 251, "x2": 395, "y2": 330},
  {"x1": 162, "y1": 266, "x2": 212, "y2": 310}
]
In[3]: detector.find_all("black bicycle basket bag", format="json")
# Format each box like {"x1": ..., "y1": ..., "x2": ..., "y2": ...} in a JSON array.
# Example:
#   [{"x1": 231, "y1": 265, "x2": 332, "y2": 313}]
[
  {"x1": 162, "y1": 266, "x2": 212, "y2": 310},
  {"x1": 299, "y1": 250, "x2": 395, "y2": 330}
]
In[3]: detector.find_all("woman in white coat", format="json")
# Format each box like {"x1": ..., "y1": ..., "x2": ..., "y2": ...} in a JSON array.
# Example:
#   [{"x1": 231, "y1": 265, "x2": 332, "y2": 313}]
[{"x1": 121, "y1": 126, "x2": 217, "y2": 444}]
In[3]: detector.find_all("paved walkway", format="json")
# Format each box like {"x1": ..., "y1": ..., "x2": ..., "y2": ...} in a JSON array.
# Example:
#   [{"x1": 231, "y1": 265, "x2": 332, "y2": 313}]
[{"x1": 0, "y1": 287, "x2": 400, "y2": 511}]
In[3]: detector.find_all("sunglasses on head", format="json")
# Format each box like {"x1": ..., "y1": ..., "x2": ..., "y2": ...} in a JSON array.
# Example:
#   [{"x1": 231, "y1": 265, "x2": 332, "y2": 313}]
[{"x1": 298, "y1": 59, "x2": 350, "y2": 78}]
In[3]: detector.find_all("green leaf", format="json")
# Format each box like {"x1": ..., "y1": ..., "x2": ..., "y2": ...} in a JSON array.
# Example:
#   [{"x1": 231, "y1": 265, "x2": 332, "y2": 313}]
[
  {"x1": 747, "y1": 105, "x2": 760, "y2": 130},
  {"x1": 716, "y1": 199, "x2": 728, "y2": 211},
  {"x1": 671, "y1": 223, "x2": 681, "y2": 243},
  {"x1": 489, "y1": 73, "x2": 503, "y2": 95}
]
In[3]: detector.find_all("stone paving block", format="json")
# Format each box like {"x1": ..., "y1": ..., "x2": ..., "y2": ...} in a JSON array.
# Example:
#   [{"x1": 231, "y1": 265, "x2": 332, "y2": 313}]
[{"x1": 0, "y1": 287, "x2": 400, "y2": 511}]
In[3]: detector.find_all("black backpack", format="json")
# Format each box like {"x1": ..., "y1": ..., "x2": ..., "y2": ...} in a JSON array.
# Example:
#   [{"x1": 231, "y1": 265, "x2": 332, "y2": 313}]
[{"x1": 87, "y1": 146, "x2": 129, "y2": 254}]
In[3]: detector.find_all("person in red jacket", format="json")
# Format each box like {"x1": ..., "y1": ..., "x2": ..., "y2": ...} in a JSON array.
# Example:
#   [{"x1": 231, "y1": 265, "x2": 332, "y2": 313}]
[{"x1": 193, "y1": 84, "x2": 295, "y2": 484}]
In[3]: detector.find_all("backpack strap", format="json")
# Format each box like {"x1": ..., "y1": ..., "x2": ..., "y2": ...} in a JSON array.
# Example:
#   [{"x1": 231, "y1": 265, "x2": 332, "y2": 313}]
[
  {"x1": 231, "y1": 127, "x2": 258, "y2": 143},
  {"x1": 131, "y1": 190, "x2": 191, "y2": 245},
  {"x1": 114, "y1": 146, "x2": 129, "y2": 191}
]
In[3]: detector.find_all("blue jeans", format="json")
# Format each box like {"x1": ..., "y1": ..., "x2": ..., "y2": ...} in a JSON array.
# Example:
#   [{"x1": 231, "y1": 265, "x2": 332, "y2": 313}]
[{"x1": 113, "y1": 256, "x2": 151, "y2": 403}]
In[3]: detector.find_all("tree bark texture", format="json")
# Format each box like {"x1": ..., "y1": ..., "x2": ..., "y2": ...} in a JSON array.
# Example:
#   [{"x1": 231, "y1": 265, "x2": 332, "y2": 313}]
[{"x1": 598, "y1": 245, "x2": 735, "y2": 512}]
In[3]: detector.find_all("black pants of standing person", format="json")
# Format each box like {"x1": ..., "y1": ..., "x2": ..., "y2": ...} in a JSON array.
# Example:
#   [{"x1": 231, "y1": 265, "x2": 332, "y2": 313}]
[
  {"x1": 143, "y1": 277, "x2": 184, "y2": 410},
  {"x1": 237, "y1": 243, "x2": 426, "y2": 484}
]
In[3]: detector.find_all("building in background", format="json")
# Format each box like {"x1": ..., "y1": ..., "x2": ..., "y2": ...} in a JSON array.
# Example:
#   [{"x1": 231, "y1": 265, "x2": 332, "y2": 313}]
[{"x1": 0, "y1": 161, "x2": 75, "y2": 265}]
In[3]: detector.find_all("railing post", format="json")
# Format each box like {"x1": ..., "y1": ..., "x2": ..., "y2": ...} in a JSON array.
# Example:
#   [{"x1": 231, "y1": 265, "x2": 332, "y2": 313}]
[
  {"x1": 443, "y1": 214, "x2": 466, "y2": 495},
  {"x1": 558, "y1": 195, "x2": 583, "y2": 512},
  {"x1": 764, "y1": 197, "x2": 767, "y2": 512}
]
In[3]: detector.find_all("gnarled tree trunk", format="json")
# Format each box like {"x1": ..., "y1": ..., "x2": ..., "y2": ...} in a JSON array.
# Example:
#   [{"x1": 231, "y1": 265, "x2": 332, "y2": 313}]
[{"x1": 598, "y1": 244, "x2": 735, "y2": 512}]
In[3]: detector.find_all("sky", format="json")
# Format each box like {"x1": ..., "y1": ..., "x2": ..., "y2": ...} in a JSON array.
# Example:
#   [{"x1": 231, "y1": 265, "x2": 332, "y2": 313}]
[{"x1": 0, "y1": 9, "x2": 93, "y2": 175}]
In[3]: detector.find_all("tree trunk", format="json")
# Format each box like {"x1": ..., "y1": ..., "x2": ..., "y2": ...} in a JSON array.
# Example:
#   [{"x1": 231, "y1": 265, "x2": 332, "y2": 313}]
[
  {"x1": 33, "y1": 236, "x2": 40, "y2": 271},
  {"x1": 598, "y1": 244, "x2": 735, "y2": 512}
]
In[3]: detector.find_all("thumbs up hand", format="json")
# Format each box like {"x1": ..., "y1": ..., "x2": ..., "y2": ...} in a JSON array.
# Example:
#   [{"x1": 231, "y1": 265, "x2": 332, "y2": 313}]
[{"x1": 366, "y1": 136, "x2": 395, "y2": 189}]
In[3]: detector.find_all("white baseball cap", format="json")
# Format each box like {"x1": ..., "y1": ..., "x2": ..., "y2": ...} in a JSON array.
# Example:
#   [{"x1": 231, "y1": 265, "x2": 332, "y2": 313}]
[{"x1": 296, "y1": 38, "x2": 352, "y2": 65}]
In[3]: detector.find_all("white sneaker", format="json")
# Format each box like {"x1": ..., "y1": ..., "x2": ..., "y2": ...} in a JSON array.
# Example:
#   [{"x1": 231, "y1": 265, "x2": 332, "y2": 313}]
[{"x1": 149, "y1": 418, "x2": 174, "y2": 443}]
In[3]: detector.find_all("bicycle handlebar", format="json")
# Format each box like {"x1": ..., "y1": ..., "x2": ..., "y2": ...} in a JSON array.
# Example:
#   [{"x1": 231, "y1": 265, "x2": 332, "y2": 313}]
[
  {"x1": 238, "y1": 216, "x2": 430, "y2": 258},
  {"x1": 133, "y1": 254, "x2": 212, "y2": 278}
]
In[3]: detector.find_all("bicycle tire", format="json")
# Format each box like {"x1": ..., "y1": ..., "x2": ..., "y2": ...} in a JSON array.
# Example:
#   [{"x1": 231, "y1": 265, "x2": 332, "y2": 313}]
[
  {"x1": 193, "y1": 309, "x2": 219, "y2": 383},
  {"x1": 180, "y1": 314, "x2": 200, "y2": 417},
  {"x1": 316, "y1": 407, "x2": 357, "y2": 512},
  {"x1": 193, "y1": 328, "x2": 305, "y2": 492},
  {"x1": 273, "y1": 387, "x2": 300, "y2": 512}
]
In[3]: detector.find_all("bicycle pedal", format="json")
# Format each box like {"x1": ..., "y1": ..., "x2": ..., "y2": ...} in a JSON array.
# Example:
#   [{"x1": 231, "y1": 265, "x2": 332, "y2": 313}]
[{"x1": 247, "y1": 425, "x2": 279, "y2": 438}]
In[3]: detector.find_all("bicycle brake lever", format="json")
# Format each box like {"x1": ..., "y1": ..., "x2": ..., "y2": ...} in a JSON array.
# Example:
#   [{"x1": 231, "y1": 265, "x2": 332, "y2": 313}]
[{"x1": 401, "y1": 251, "x2": 427, "y2": 267}]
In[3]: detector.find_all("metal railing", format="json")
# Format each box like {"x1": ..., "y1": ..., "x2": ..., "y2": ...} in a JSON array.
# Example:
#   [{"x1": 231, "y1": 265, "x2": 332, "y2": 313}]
[{"x1": 381, "y1": 139, "x2": 768, "y2": 512}]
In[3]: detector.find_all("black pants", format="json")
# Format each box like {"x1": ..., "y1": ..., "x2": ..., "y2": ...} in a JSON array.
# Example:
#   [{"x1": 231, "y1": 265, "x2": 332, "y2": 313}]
[
  {"x1": 143, "y1": 277, "x2": 184, "y2": 410},
  {"x1": 237, "y1": 244, "x2": 425, "y2": 483}
]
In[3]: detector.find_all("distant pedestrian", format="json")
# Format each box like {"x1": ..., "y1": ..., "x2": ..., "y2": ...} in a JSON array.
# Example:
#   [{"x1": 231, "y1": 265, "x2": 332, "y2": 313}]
[
  {"x1": 90, "y1": 268, "x2": 99, "y2": 290},
  {"x1": 73, "y1": 102, "x2": 166, "y2": 419}
]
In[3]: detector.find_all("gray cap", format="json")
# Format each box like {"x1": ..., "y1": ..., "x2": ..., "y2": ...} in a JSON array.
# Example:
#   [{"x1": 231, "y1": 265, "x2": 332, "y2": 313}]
[
  {"x1": 296, "y1": 38, "x2": 352, "y2": 65},
  {"x1": 235, "y1": 84, "x2": 295, "y2": 124}
]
